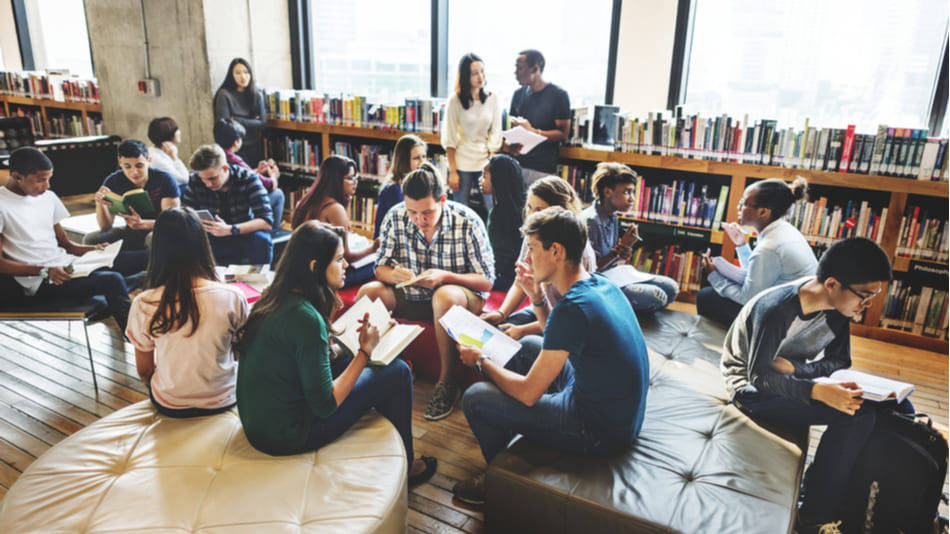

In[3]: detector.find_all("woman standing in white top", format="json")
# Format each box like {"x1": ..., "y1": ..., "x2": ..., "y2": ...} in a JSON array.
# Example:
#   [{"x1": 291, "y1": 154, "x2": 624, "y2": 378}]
[
  {"x1": 126, "y1": 207, "x2": 248, "y2": 418},
  {"x1": 146, "y1": 117, "x2": 190, "y2": 190},
  {"x1": 441, "y1": 53, "x2": 503, "y2": 210}
]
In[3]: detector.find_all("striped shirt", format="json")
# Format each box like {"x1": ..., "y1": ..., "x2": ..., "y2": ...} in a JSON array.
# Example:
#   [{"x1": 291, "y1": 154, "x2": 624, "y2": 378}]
[
  {"x1": 377, "y1": 200, "x2": 494, "y2": 301},
  {"x1": 182, "y1": 164, "x2": 273, "y2": 226}
]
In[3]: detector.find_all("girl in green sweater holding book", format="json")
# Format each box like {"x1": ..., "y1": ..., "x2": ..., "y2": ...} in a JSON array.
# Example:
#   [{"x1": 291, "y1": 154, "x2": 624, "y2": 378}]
[{"x1": 235, "y1": 221, "x2": 436, "y2": 485}]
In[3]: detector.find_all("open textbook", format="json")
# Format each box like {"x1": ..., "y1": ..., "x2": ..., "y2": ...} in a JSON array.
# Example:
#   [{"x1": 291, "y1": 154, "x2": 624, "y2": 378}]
[
  {"x1": 438, "y1": 305, "x2": 521, "y2": 367},
  {"x1": 814, "y1": 369, "x2": 915, "y2": 403},
  {"x1": 712, "y1": 256, "x2": 747, "y2": 284},
  {"x1": 69, "y1": 240, "x2": 123, "y2": 277},
  {"x1": 332, "y1": 296, "x2": 423, "y2": 366}
]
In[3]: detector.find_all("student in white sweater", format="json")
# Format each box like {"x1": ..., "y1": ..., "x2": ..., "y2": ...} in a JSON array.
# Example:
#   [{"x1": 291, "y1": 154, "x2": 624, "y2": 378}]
[
  {"x1": 146, "y1": 117, "x2": 190, "y2": 190},
  {"x1": 441, "y1": 53, "x2": 502, "y2": 211},
  {"x1": 126, "y1": 207, "x2": 248, "y2": 418}
]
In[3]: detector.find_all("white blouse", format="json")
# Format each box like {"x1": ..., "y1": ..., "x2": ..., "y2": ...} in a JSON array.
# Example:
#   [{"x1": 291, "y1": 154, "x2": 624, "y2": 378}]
[
  {"x1": 440, "y1": 92, "x2": 503, "y2": 172},
  {"x1": 148, "y1": 146, "x2": 190, "y2": 185}
]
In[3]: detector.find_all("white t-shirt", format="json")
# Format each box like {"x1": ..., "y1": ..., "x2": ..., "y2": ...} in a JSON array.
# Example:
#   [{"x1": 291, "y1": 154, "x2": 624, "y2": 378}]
[
  {"x1": 148, "y1": 146, "x2": 190, "y2": 185},
  {"x1": 0, "y1": 186, "x2": 76, "y2": 293},
  {"x1": 126, "y1": 282, "x2": 249, "y2": 410},
  {"x1": 440, "y1": 92, "x2": 503, "y2": 172}
]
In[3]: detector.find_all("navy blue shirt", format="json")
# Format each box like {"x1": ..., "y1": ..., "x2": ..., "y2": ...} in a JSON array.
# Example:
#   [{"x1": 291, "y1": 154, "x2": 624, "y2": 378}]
[
  {"x1": 102, "y1": 168, "x2": 179, "y2": 218},
  {"x1": 543, "y1": 275, "x2": 650, "y2": 447},
  {"x1": 509, "y1": 83, "x2": 571, "y2": 173}
]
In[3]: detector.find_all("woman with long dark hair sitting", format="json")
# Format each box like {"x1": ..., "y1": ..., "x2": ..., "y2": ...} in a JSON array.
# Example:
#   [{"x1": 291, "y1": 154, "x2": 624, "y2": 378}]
[
  {"x1": 291, "y1": 155, "x2": 380, "y2": 287},
  {"x1": 126, "y1": 207, "x2": 249, "y2": 417},
  {"x1": 235, "y1": 221, "x2": 436, "y2": 484},
  {"x1": 480, "y1": 154, "x2": 525, "y2": 291}
]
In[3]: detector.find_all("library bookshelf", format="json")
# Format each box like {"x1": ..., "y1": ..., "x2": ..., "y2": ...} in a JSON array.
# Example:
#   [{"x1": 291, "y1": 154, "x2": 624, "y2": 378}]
[
  {"x1": 0, "y1": 95, "x2": 103, "y2": 138},
  {"x1": 266, "y1": 120, "x2": 949, "y2": 351}
]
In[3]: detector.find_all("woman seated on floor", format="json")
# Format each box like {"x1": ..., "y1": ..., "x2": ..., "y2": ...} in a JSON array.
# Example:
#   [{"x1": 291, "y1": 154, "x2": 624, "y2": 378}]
[
  {"x1": 481, "y1": 175, "x2": 597, "y2": 339},
  {"x1": 235, "y1": 221, "x2": 436, "y2": 485},
  {"x1": 291, "y1": 155, "x2": 380, "y2": 287},
  {"x1": 480, "y1": 154, "x2": 526, "y2": 292},
  {"x1": 126, "y1": 207, "x2": 248, "y2": 417}
]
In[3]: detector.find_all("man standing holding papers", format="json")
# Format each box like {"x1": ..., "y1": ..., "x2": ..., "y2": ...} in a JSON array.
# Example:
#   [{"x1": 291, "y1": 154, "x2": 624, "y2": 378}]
[{"x1": 452, "y1": 207, "x2": 649, "y2": 505}]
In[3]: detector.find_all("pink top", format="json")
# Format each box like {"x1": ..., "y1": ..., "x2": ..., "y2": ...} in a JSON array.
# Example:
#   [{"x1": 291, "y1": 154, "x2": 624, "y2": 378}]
[{"x1": 126, "y1": 282, "x2": 249, "y2": 410}]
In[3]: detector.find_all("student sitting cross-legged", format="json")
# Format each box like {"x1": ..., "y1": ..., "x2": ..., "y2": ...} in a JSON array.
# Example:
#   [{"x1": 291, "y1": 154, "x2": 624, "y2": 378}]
[
  {"x1": 582, "y1": 162, "x2": 679, "y2": 312},
  {"x1": 356, "y1": 163, "x2": 495, "y2": 422},
  {"x1": 291, "y1": 155, "x2": 380, "y2": 287},
  {"x1": 126, "y1": 208, "x2": 248, "y2": 417},
  {"x1": 234, "y1": 221, "x2": 437, "y2": 485},
  {"x1": 0, "y1": 147, "x2": 133, "y2": 331},
  {"x1": 213, "y1": 118, "x2": 285, "y2": 234},
  {"x1": 86, "y1": 138, "x2": 180, "y2": 272},
  {"x1": 720, "y1": 238, "x2": 910, "y2": 534},
  {"x1": 182, "y1": 144, "x2": 273, "y2": 266},
  {"x1": 453, "y1": 207, "x2": 650, "y2": 505}
]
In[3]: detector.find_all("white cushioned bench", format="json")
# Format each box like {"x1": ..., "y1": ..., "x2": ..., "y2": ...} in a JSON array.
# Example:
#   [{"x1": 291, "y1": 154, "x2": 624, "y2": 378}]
[{"x1": 0, "y1": 400, "x2": 408, "y2": 533}]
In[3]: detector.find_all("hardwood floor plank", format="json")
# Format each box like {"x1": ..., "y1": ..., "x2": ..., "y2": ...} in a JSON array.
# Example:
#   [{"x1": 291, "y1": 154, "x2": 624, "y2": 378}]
[{"x1": 0, "y1": 437, "x2": 36, "y2": 473}]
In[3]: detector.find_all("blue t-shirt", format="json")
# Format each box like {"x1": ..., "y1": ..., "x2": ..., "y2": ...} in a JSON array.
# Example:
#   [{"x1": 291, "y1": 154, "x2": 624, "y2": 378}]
[
  {"x1": 373, "y1": 183, "x2": 404, "y2": 238},
  {"x1": 509, "y1": 83, "x2": 571, "y2": 173},
  {"x1": 543, "y1": 275, "x2": 649, "y2": 447},
  {"x1": 102, "y1": 168, "x2": 179, "y2": 218}
]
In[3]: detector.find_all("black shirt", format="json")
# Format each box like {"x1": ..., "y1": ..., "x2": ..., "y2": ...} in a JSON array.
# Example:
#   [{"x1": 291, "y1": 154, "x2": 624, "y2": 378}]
[{"x1": 509, "y1": 83, "x2": 571, "y2": 173}]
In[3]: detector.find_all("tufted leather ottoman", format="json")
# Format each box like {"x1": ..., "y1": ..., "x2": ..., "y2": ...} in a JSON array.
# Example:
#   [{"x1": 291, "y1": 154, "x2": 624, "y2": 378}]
[
  {"x1": 485, "y1": 310, "x2": 808, "y2": 534},
  {"x1": 0, "y1": 401, "x2": 408, "y2": 533}
]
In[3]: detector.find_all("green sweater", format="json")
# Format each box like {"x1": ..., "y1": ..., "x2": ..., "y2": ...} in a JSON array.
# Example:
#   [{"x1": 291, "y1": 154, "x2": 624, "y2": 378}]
[{"x1": 237, "y1": 294, "x2": 337, "y2": 455}]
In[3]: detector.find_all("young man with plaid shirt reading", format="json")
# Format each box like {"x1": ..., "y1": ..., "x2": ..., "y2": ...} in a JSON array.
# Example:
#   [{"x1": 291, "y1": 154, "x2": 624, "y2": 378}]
[{"x1": 356, "y1": 163, "x2": 495, "y2": 421}]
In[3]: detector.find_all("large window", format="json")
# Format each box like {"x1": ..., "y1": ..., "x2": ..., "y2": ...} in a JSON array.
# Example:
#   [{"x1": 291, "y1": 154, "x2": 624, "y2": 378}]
[
  {"x1": 447, "y1": 0, "x2": 614, "y2": 108},
  {"x1": 24, "y1": 0, "x2": 94, "y2": 78},
  {"x1": 683, "y1": 0, "x2": 948, "y2": 132},
  {"x1": 310, "y1": 0, "x2": 430, "y2": 101}
]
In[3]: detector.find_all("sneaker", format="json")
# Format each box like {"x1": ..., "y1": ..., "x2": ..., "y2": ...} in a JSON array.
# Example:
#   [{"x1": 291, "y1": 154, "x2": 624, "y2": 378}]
[
  {"x1": 424, "y1": 382, "x2": 459, "y2": 421},
  {"x1": 795, "y1": 519, "x2": 842, "y2": 534},
  {"x1": 452, "y1": 473, "x2": 486, "y2": 505}
]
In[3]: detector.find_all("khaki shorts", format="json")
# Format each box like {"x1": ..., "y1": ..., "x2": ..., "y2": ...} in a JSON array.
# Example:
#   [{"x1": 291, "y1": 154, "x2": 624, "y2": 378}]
[{"x1": 393, "y1": 285, "x2": 484, "y2": 322}]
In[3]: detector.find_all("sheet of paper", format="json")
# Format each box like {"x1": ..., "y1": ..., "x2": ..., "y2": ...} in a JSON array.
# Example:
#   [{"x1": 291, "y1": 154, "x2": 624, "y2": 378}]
[
  {"x1": 712, "y1": 256, "x2": 747, "y2": 285},
  {"x1": 350, "y1": 252, "x2": 377, "y2": 270},
  {"x1": 502, "y1": 126, "x2": 547, "y2": 155},
  {"x1": 600, "y1": 265, "x2": 655, "y2": 286},
  {"x1": 70, "y1": 240, "x2": 123, "y2": 277},
  {"x1": 438, "y1": 305, "x2": 521, "y2": 367}
]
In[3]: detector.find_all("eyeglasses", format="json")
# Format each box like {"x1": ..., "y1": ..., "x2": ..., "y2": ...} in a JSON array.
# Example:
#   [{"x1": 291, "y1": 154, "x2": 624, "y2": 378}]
[
  {"x1": 344, "y1": 174, "x2": 359, "y2": 183},
  {"x1": 844, "y1": 285, "x2": 882, "y2": 306}
]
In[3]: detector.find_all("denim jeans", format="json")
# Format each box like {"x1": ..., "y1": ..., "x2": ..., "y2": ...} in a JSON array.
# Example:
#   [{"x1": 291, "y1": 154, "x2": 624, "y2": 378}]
[
  {"x1": 462, "y1": 335, "x2": 613, "y2": 463},
  {"x1": 304, "y1": 356, "x2": 415, "y2": 468},
  {"x1": 342, "y1": 262, "x2": 376, "y2": 288},
  {"x1": 733, "y1": 389, "x2": 913, "y2": 524},
  {"x1": 453, "y1": 170, "x2": 490, "y2": 210},
  {"x1": 0, "y1": 269, "x2": 131, "y2": 332},
  {"x1": 268, "y1": 188, "x2": 285, "y2": 233},
  {"x1": 615, "y1": 274, "x2": 679, "y2": 313},
  {"x1": 696, "y1": 286, "x2": 743, "y2": 326},
  {"x1": 209, "y1": 230, "x2": 273, "y2": 266}
]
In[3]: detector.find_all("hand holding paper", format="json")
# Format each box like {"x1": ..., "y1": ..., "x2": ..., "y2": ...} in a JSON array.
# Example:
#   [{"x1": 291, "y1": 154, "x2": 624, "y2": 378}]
[{"x1": 502, "y1": 126, "x2": 547, "y2": 155}]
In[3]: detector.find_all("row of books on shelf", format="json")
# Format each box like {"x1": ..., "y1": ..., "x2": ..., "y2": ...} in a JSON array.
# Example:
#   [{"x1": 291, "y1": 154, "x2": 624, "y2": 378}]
[
  {"x1": 895, "y1": 208, "x2": 948, "y2": 262},
  {"x1": 784, "y1": 197, "x2": 887, "y2": 246},
  {"x1": 46, "y1": 114, "x2": 103, "y2": 138},
  {"x1": 879, "y1": 282, "x2": 948, "y2": 339},
  {"x1": 557, "y1": 165, "x2": 595, "y2": 205},
  {"x1": 263, "y1": 89, "x2": 444, "y2": 134},
  {"x1": 630, "y1": 246, "x2": 703, "y2": 293},
  {"x1": 583, "y1": 106, "x2": 950, "y2": 180},
  {"x1": 348, "y1": 195, "x2": 377, "y2": 229},
  {"x1": 266, "y1": 136, "x2": 320, "y2": 174},
  {"x1": 332, "y1": 142, "x2": 390, "y2": 179},
  {"x1": 0, "y1": 70, "x2": 100, "y2": 103},
  {"x1": 629, "y1": 181, "x2": 729, "y2": 231}
]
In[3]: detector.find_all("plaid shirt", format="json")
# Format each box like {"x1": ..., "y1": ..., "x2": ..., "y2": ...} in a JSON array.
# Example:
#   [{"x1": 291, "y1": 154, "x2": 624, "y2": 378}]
[
  {"x1": 182, "y1": 164, "x2": 273, "y2": 226},
  {"x1": 378, "y1": 200, "x2": 495, "y2": 301}
]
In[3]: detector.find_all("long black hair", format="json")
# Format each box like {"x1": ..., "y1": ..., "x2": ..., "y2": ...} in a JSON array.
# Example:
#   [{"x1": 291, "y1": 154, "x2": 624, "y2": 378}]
[
  {"x1": 456, "y1": 53, "x2": 488, "y2": 110},
  {"x1": 145, "y1": 207, "x2": 218, "y2": 337},
  {"x1": 219, "y1": 57, "x2": 257, "y2": 95},
  {"x1": 236, "y1": 221, "x2": 345, "y2": 351},
  {"x1": 291, "y1": 155, "x2": 357, "y2": 228},
  {"x1": 486, "y1": 154, "x2": 526, "y2": 275}
]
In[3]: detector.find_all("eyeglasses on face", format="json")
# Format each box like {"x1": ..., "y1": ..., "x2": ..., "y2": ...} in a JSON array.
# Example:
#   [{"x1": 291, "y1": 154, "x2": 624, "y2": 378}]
[{"x1": 844, "y1": 284, "x2": 882, "y2": 306}]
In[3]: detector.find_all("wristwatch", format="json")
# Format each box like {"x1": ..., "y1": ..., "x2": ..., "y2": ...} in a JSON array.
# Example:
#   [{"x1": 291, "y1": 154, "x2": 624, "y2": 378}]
[
  {"x1": 39, "y1": 266, "x2": 49, "y2": 280},
  {"x1": 475, "y1": 355, "x2": 488, "y2": 376},
  {"x1": 230, "y1": 224, "x2": 240, "y2": 236}
]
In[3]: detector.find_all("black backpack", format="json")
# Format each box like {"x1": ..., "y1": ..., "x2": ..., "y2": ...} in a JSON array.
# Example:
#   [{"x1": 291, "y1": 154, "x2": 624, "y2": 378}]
[{"x1": 839, "y1": 411, "x2": 948, "y2": 534}]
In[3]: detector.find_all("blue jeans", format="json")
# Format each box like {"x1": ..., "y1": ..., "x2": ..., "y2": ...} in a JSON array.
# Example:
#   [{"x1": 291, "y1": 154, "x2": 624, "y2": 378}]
[
  {"x1": 492, "y1": 273, "x2": 513, "y2": 292},
  {"x1": 696, "y1": 286, "x2": 743, "y2": 326},
  {"x1": 620, "y1": 274, "x2": 679, "y2": 312},
  {"x1": 453, "y1": 170, "x2": 490, "y2": 209},
  {"x1": 734, "y1": 390, "x2": 912, "y2": 524},
  {"x1": 0, "y1": 269, "x2": 132, "y2": 332},
  {"x1": 343, "y1": 262, "x2": 376, "y2": 288},
  {"x1": 268, "y1": 188, "x2": 285, "y2": 233},
  {"x1": 305, "y1": 356, "x2": 415, "y2": 468},
  {"x1": 209, "y1": 230, "x2": 273, "y2": 265},
  {"x1": 462, "y1": 335, "x2": 612, "y2": 463}
]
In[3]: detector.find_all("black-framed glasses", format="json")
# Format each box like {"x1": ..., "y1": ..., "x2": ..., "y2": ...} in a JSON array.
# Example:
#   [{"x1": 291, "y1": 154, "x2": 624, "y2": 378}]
[{"x1": 844, "y1": 285, "x2": 882, "y2": 306}]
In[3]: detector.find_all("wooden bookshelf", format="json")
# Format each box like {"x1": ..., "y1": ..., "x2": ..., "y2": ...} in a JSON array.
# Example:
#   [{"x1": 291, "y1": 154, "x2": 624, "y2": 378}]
[
  {"x1": 266, "y1": 121, "x2": 950, "y2": 351},
  {"x1": 0, "y1": 94, "x2": 103, "y2": 137}
]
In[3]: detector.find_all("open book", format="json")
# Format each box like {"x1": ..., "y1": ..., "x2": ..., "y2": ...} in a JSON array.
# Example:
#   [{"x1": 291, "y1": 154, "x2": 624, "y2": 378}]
[
  {"x1": 814, "y1": 369, "x2": 915, "y2": 403},
  {"x1": 347, "y1": 232, "x2": 377, "y2": 270},
  {"x1": 331, "y1": 296, "x2": 423, "y2": 366},
  {"x1": 438, "y1": 305, "x2": 521, "y2": 367},
  {"x1": 395, "y1": 271, "x2": 431, "y2": 289},
  {"x1": 69, "y1": 240, "x2": 123, "y2": 278},
  {"x1": 103, "y1": 189, "x2": 154, "y2": 216},
  {"x1": 712, "y1": 256, "x2": 747, "y2": 284}
]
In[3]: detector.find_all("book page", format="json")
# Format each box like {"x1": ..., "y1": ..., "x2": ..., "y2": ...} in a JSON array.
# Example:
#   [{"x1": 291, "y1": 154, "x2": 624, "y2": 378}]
[
  {"x1": 438, "y1": 305, "x2": 521, "y2": 367},
  {"x1": 70, "y1": 240, "x2": 123, "y2": 277},
  {"x1": 395, "y1": 271, "x2": 431, "y2": 289},
  {"x1": 815, "y1": 369, "x2": 914, "y2": 402},
  {"x1": 332, "y1": 296, "x2": 393, "y2": 355},
  {"x1": 370, "y1": 323, "x2": 423, "y2": 366},
  {"x1": 600, "y1": 265, "x2": 655, "y2": 286}
]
